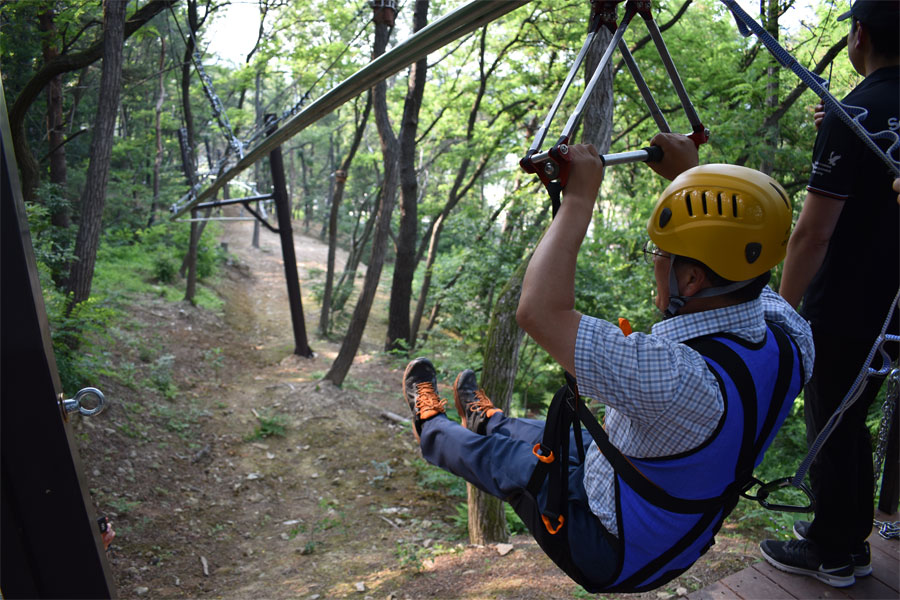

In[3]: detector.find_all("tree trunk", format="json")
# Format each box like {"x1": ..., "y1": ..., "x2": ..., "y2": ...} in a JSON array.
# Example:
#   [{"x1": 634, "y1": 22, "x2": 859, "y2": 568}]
[
  {"x1": 64, "y1": 0, "x2": 127, "y2": 309},
  {"x1": 9, "y1": 0, "x2": 171, "y2": 205},
  {"x1": 466, "y1": 251, "x2": 533, "y2": 544},
  {"x1": 148, "y1": 35, "x2": 166, "y2": 227},
  {"x1": 252, "y1": 71, "x2": 263, "y2": 248},
  {"x1": 39, "y1": 8, "x2": 70, "y2": 229},
  {"x1": 324, "y1": 15, "x2": 399, "y2": 387},
  {"x1": 320, "y1": 92, "x2": 373, "y2": 337},
  {"x1": 385, "y1": 0, "x2": 430, "y2": 354},
  {"x1": 298, "y1": 148, "x2": 313, "y2": 231},
  {"x1": 332, "y1": 193, "x2": 378, "y2": 314},
  {"x1": 582, "y1": 24, "x2": 614, "y2": 152}
]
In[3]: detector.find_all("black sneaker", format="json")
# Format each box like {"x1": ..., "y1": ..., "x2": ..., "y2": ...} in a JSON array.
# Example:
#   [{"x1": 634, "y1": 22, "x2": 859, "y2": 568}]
[
  {"x1": 759, "y1": 539, "x2": 855, "y2": 587},
  {"x1": 402, "y1": 358, "x2": 446, "y2": 441},
  {"x1": 793, "y1": 520, "x2": 872, "y2": 577},
  {"x1": 453, "y1": 369, "x2": 501, "y2": 435}
]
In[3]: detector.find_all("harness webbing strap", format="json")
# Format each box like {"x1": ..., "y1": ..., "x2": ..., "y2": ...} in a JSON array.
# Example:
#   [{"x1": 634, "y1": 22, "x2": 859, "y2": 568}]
[
  {"x1": 754, "y1": 325, "x2": 796, "y2": 457},
  {"x1": 682, "y1": 336, "x2": 758, "y2": 485},
  {"x1": 576, "y1": 403, "x2": 735, "y2": 513}
]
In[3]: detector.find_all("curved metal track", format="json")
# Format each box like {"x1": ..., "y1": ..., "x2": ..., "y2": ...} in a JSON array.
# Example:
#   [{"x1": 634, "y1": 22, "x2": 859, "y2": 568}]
[{"x1": 171, "y1": 0, "x2": 530, "y2": 219}]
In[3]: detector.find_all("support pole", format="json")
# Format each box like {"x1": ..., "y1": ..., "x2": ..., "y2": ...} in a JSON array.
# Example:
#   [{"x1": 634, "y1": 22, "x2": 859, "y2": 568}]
[{"x1": 266, "y1": 116, "x2": 313, "y2": 357}]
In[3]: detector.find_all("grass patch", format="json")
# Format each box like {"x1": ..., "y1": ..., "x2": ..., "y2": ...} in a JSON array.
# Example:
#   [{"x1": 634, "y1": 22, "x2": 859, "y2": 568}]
[{"x1": 245, "y1": 412, "x2": 288, "y2": 441}]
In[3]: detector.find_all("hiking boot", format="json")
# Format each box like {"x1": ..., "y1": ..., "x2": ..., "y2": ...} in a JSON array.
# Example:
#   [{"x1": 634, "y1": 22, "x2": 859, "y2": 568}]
[
  {"x1": 453, "y1": 369, "x2": 501, "y2": 435},
  {"x1": 759, "y1": 538, "x2": 855, "y2": 588},
  {"x1": 793, "y1": 520, "x2": 872, "y2": 577},
  {"x1": 402, "y1": 357, "x2": 446, "y2": 441}
]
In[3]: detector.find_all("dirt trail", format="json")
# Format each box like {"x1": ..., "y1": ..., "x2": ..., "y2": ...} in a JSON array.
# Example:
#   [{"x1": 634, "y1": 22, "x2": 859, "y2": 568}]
[{"x1": 73, "y1": 221, "x2": 759, "y2": 599}]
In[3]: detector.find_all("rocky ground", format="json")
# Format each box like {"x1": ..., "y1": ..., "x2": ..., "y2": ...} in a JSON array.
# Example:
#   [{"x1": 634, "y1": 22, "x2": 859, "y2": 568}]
[{"x1": 72, "y1": 220, "x2": 761, "y2": 599}]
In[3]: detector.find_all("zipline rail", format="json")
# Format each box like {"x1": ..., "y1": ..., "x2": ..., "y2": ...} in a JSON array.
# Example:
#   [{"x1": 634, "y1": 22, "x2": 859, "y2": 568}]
[{"x1": 170, "y1": 0, "x2": 531, "y2": 219}]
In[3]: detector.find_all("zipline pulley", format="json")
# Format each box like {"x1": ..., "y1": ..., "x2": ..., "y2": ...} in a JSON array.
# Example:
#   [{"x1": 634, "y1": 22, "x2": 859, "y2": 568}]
[
  {"x1": 520, "y1": 0, "x2": 710, "y2": 211},
  {"x1": 371, "y1": 0, "x2": 398, "y2": 26}
]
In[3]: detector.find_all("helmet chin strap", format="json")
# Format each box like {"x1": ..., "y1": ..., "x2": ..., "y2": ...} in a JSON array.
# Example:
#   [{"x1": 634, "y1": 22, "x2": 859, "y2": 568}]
[{"x1": 664, "y1": 257, "x2": 756, "y2": 318}]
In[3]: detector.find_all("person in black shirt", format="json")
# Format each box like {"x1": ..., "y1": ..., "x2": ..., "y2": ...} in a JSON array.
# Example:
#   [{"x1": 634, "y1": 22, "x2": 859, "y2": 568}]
[{"x1": 760, "y1": 0, "x2": 899, "y2": 588}]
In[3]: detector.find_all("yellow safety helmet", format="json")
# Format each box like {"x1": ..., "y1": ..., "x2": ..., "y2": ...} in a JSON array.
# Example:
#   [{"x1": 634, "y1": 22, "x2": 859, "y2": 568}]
[{"x1": 647, "y1": 164, "x2": 793, "y2": 282}]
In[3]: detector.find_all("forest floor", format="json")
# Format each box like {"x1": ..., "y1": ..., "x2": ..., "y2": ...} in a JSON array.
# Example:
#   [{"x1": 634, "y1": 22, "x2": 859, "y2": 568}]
[{"x1": 73, "y1": 219, "x2": 764, "y2": 599}]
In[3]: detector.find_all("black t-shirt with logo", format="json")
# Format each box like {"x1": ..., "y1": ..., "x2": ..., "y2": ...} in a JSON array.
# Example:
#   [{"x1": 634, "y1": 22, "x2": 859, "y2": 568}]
[{"x1": 801, "y1": 66, "x2": 900, "y2": 341}]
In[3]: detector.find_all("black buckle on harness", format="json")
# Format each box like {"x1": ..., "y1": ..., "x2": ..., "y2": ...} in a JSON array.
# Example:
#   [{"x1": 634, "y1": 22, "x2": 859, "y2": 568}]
[{"x1": 741, "y1": 476, "x2": 815, "y2": 513}]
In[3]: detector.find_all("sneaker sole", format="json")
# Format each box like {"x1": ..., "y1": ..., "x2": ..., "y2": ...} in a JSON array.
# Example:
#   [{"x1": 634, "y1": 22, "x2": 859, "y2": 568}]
[
  {"x1": 760, "y1": 544, "x2": 856, "y2": 588},
  {"x1": 793, "y1": 524, "x2": 872, "y2": 577}
]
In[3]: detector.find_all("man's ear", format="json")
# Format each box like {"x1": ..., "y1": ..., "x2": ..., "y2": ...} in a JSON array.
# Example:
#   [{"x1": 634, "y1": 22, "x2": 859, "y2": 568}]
[
  {"x1": 677, "y1": 262, "x2": 708, "y2": 297},
  {"x1": 854, "y1": 22, "x2": 867, "y2": 49}
]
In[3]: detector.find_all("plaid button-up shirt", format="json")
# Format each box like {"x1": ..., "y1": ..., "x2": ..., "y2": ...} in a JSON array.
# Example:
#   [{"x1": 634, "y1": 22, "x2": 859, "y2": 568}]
[{"x1": 574, "y1": 286, "x2": 814, "y2": 536}]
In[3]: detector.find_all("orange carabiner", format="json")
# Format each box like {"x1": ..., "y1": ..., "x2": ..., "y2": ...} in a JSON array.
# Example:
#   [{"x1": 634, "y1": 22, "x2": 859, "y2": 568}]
[
  {"x1": 542, "y1": 514, "x2": 565, "y2": 535},
  {"x1": 532, "y1": 444, "x2": 555, "y2": 464}
]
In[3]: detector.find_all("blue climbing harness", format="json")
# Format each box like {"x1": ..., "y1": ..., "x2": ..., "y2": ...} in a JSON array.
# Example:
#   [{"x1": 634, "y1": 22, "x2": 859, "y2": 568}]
[{"x1": 520, "y1": 322, "x2": 803, "y2": 593}]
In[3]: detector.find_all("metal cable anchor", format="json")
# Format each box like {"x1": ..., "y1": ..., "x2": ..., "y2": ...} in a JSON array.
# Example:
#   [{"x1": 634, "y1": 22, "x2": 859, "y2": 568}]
[{"x1": 60, "y1": 387, "x2": 107, "y2": 419}]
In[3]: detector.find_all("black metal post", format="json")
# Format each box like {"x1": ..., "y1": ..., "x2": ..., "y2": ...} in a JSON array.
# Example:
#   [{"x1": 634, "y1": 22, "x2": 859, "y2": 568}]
[
  {"x1": 266, "y1": 115, "x2": 313, "y2": 357},
  {"x1": 2, "y1": 83, "x2": 115, "y2": 598}
]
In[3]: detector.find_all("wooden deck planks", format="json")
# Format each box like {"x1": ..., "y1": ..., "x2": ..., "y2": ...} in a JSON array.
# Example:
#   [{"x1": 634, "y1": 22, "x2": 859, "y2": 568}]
[{"x1": 689, "y1": 529, "x2": 898, "y2": 600}]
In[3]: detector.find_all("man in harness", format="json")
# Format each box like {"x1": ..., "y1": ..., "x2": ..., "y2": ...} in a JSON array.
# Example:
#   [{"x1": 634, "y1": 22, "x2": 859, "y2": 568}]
[{"x1": 401, "y1": 136, "x2": 814, "y2": 592}]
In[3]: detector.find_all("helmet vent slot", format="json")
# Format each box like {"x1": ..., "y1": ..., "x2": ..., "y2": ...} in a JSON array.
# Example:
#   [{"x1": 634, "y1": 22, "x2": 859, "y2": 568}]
[
  {"x1": 659, "y1": 207, "x2": 672, "y2": 228},
  {"x1": 716, "y1": 192, "x2": 724, "y2": 215},
  {"x1": 685, "y1": 193, "x2": 694, "y2": 216},
  {"x1": 701, "y1": 191, "x2": 709, "y2": 215},
  {"x1": 731, "y1": 194, "x2": 739, "y2": 217}
]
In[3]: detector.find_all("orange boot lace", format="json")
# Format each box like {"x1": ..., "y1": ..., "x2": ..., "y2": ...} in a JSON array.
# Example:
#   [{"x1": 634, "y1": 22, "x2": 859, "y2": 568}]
[
  {"x1": 415, "y1": 382, "x2": 447, "y2": 420},
  {"x1": 469, "y1": 390, "x2": 501, "y2": 419}
]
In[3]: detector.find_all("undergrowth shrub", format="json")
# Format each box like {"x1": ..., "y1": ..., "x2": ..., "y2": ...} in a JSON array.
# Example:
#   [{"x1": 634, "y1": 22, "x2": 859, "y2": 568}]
[{"x1": 27, "y1": 201, "x2": 227, "y2": 391}]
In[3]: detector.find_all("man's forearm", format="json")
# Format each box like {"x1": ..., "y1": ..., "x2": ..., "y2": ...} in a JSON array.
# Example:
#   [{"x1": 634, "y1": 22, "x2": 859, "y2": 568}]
[
  {"x1": 517, "y1": 145, "x2": 603, "y2": 374},
  {"x1": 779, "y1": 232, "x2": 827, "y2": 308},
  {"x1": 778, "y1": 191, "x2": 843, "y2": 308}
]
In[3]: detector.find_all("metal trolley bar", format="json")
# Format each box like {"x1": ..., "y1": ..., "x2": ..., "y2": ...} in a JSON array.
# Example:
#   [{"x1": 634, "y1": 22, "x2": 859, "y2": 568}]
[
  {"x1": 643, "y1": 14, "x2": 705, "y2": 139},
  {"x1": 520, "y1": 0, "x2": 709, "y2": 204},
  {"x1": 559, "y1": 5, "x2": 636, "y2": 146},
  {"x1": 527, "y1": 10, "x2": 606, "y2": 156},
  {"x1": 617, "y1": 39, "x2": 670, "y2": 133}
]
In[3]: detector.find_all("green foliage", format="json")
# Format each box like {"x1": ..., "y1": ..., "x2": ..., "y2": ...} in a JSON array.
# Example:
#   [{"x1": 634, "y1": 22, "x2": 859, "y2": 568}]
[
  {"x1": 245, "y1": 412, "x2": 288, "y2": 441},
  {"x1": 41, "y1": 286, "x2": 119, "y2": 394},
  {"x1": 27, "y1": 184, "x2": 77, "y2": 283},
  {"x1": 94, "y1": 222, "x2": 225, "y2": 300},
  {"x1": 146, "y1": 354, "x2": 178, "y2": 400},
  {"x1": 106, "y1": 497, "x2": 142, "y2": 514}
]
